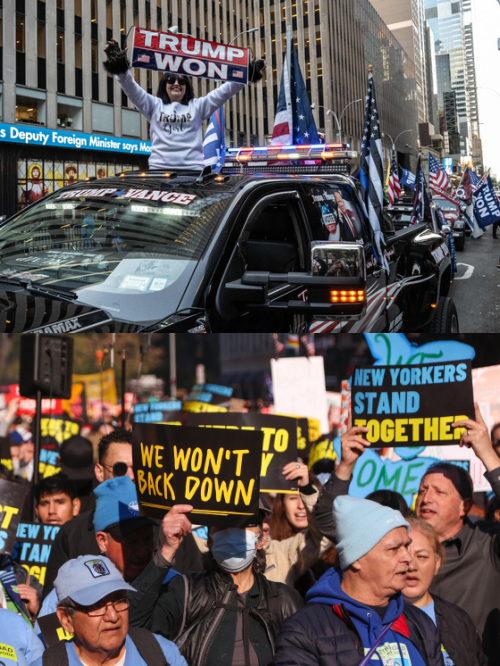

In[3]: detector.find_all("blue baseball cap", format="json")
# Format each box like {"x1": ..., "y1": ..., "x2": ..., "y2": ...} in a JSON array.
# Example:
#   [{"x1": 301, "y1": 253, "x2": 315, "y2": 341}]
[
  {"x1": 54, "y1": 555, "x2": 136, "y2": 606},
  {"x1": 94, "y1": 476, "x2": 157, "y2": 536}
]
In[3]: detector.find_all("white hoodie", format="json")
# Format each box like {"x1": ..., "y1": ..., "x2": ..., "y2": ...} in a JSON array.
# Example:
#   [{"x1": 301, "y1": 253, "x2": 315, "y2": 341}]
[{"x1": 116, "y1": 70, "x2": 244, "y2": 170}]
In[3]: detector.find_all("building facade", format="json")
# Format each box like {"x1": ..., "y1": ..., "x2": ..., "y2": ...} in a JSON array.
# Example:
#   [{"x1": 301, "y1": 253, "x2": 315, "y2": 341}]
[
  {"x1": 368, "y1": 0, "x2": 429, "y2": 126},
  {"x1": 424, "y1": 0, "x2": 481, "y2": 166},
  {"x1": 0, "y1": 0, "x2": 418, "y2": 218}
]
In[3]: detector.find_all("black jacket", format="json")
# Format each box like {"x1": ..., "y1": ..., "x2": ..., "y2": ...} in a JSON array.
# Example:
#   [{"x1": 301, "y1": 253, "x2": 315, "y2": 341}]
[
  {"x1": 274, "y1": 599, "x2": 444, "y2": 666},
  {"x1": 42, "y1": 508, "x2": 204, "y2": 600},
  {"x1": 129, "y1": 556, "x2": 303, "y2": 666},
  {"x1": 433, "y1": 595, "x2": 486, "y2": 666}
]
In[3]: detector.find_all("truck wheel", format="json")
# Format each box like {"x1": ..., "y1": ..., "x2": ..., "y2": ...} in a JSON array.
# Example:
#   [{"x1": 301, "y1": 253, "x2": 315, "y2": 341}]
[
  {"x1": 455, "y1": 235, "x2": 465, "y2": 252},
  {"x1": 427, "y1": 297, "x2": 459, "y2": 333}
]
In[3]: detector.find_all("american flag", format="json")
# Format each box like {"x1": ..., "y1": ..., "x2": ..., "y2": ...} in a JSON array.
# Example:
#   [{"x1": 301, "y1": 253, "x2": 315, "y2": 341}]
[
  {"x1": 231, "y1": 69, "x2": 244, "y2": 79},
  {"x1": 387, "y1": 150, "x2": 401, "y2": 207},
  {"x1": 359, "y1": 68, "x2": 388, "y2": 272},
  {"x1": 271, "y1": 28, "x2": 318, "y2": 145},
  {"x1": 300, "y1": 335, "x2": 316, "y2": 357},
  {"x1": 469, "y1": 169, "x2": 482, "y2": 190},
  {"x1": 410, "y1": 155, "x2": 427, "y2": 225},
  {"x1": 428, "y1": 153, "x2": 457, "y2": 201}
]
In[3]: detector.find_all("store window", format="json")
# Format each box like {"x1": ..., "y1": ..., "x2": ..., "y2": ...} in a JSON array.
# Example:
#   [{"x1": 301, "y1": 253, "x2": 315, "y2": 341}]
[
  {"x1": 16, "y1": 158, "x2": 136, "y2": 210},
  {"x1": 16, "y1": 92, "x2": 47, "y2": 125},
  {"x1": 92, "y1": 101, "x2": 114, "y2": 133},
  {"x1": 122, "y1": 108, "x2": 140, "y2": 137},
  {"x1": 57, "y1": 94, "x2": 83, "y2": 130}
]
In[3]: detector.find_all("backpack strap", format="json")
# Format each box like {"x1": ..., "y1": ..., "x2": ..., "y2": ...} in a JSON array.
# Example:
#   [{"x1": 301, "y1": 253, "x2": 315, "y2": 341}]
[
  {"x1": 42, "y1": 640, "x2": 70, "y2": 666},
  {"x1": 128, "y1": 626, "x2": 169, "y2": 666}
]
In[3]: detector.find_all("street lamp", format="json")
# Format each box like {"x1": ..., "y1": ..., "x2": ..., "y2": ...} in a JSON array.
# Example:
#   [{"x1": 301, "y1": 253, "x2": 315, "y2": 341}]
[
  {"x1": 168, "y1": 26, "x2": 259, "y2": 45},
  {"x1": 229, "y1": 27, "x2": 259, "y2": 45},
  {"x1": 311, "y1": 99, "x2": 362, "y2": 143},
  {"x1": 382, "y1": 129, "x2": 413, "y2": 153}
]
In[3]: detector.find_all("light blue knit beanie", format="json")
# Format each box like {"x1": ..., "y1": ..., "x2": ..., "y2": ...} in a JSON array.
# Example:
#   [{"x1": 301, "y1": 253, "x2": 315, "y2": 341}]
[{"x1": 333, "y1": 495, "x2": 410, "y2": 569}]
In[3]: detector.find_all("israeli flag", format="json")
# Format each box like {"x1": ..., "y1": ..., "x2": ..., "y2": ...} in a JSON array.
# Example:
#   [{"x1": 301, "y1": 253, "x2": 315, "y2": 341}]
[
  {"x1": 203, "y1": 107, "x2": 225, "y2": 173},
  {"x1": 473, "y1": 176, "x2": 500, "y2": 230},
  {"x1": 400, "y1": 168, "x2": 416, "y2": 190}
]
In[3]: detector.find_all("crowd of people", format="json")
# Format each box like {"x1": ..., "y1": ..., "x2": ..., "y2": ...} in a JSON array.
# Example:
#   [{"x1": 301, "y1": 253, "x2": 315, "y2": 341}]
[{"x1": 1, "y1": 398, "x2": 500, "y2": 666}]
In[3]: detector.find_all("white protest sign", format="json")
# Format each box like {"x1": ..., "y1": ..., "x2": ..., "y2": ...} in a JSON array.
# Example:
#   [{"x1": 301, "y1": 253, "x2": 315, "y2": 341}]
[{"x1": 271, "y1": 356, "x2": 329, "y2": 434}]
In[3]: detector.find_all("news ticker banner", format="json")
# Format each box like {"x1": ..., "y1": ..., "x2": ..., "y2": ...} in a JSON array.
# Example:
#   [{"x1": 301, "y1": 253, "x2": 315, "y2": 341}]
[
  {"x1": 351, "y1": 360, "x2": 474, "y2": 447},
  {"x1": 132, "y1": 423, "x2": 261, "y2": 527},
  {"x1": 130, "y1": 28, "x2": 249, "y2": 84}
]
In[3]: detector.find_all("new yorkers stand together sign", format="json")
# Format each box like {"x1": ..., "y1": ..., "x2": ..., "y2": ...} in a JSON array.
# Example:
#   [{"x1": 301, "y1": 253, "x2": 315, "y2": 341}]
[{"x1": 352, "y1": 360, "x2": 474, "y2": 447}]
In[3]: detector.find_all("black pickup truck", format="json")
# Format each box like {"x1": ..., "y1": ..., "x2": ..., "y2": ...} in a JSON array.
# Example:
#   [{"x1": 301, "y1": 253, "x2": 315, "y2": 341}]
[{"x1": 0, "y1": 160, "x2": 457, "y2": 333}]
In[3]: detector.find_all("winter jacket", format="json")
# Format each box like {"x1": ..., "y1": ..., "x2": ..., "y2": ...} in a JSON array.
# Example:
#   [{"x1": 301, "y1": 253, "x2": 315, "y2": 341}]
[
  {"x1": 128, "y1": 555, "x2": 303, "y2": 666},
  {"x1": 433, "y1": 595, "x2": 486, "y2": 666},
  {"x1": 116, "y1": 71, "x2": 244, "y2": 170},
  {"x1": 192, "y1": 486, "x2": 333, "y2": 588},
  {"x1": 42, "y1": 508, "x2": 203, "y2": 600},
  {"x1": 313, "y1": 467, "x2": 500, "y2": 664},
  {"x1": 274, "y1": 567, "x2": 444, "y2": 666}
]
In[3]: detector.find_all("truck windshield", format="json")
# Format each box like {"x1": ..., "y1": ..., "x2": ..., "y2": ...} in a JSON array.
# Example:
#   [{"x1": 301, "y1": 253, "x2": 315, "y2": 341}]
[{"x1": 0, "y1": 181, "x2": 233, "y2": 323}]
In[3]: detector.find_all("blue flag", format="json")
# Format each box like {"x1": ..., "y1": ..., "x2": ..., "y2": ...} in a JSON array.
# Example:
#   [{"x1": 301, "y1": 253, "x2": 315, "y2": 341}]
[
  {"x1": 203, "y1": 107, "x2": 225, "y2": 172},
  {"x1": 469, "y1": 170, "x2": 482, "y2": 190},
  {"x1": 473, "y1": 176, "x2": 500, "y2": 229},
  {"x1": 400, "y1": 168, "x2": 416, "y2": 190}
]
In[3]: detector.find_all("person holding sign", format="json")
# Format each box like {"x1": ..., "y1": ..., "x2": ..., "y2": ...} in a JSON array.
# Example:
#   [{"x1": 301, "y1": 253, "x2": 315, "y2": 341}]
[
  {"x1": 103, "y1": 39, "x2": 265, "y2": 171},
  {"x1": 402, "y1": 518, "x2": 486, "y2": 666},
  {"x1": 128, "y1": 503, "x2": 303, "y2": 666},
  {"x1": 32, "y1": 555, "x2": 187, "y2": 666}
]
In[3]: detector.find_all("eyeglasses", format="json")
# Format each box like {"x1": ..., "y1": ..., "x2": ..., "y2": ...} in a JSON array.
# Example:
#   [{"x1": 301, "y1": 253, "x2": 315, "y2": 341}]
[
  {"x1": 72, "y1": 597, "x2": 130, "y2": 617},
  {"x1": 101, "y1": 462, "x2": 130, "y2": 477},
  {"x1": 166, "y1": 75, "x2": 187, "y2": 86}
]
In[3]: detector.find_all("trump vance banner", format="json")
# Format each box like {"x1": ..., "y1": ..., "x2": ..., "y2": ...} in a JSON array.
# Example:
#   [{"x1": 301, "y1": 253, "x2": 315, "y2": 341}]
[
  {"x1": 185, "y1": 413, "x2": 298, "y2": 493},
  {"x1": 352, "y1": 360, "x2": 474, "y2": 447},
  {"x1": 130, "y1": 28, "x2": 249, "y2": 84},
  {"x1": 132, "y1": 424, "x2": 261, "y2": 527}
]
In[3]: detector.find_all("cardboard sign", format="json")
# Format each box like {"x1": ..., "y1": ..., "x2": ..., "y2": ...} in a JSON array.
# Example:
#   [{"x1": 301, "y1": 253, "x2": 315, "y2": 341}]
[
  {"x1": 352, "y1": 361, "x2": 474, "y2": 447},
  {"x1": 133, "y1": 424, "x2": 261, "y2": 527},
  {"x1": 40, "y1": 416, "x2": 80, "y2": 445},
  {"x1": 0, "y1": 480, "x2": 29, "y2": 554},
  {"x1": 5, "y1": 384, "x2": 64, "y2": 416},
  {"x1": 12, "y1": 522, "x2": 60, "y2": 585},
  {"x1": 185, "y1": 413, "x2": 298, "y2": 493},
  {"x1": 133, "y1": 401, "x2": 183, "y2": 424},
  {"x1": 0, "y1": 436, "x2": 13, "y2": 471},
  {"x1": 271, "y1": 357, "x2": 329, "y2": 434},
  {"x1": 130, "y1": 28, "x2": 249, "y2": 84},
  {"x1": 37, "y1": 613, "x2": 74, "y2": 647}
]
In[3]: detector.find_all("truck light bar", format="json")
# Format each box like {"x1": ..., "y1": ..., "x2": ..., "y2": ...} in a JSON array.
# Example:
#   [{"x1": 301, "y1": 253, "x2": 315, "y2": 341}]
[{"x1": 225, "y1": 143, "x2": 357, "y2": 163}]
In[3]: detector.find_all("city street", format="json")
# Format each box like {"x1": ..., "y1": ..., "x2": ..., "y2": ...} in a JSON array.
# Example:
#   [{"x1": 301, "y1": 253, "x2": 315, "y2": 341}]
[{"x1": 451, "y1": 230, "x2": 500, "y2": 332}]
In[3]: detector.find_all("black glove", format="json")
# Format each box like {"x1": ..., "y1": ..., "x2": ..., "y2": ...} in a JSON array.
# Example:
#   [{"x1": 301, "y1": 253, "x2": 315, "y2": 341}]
[
  {"x1": 103, "y1": 41, "x2": 130, "y2": 75},
  {"x1": 248, "y1": 59, "x2": 265, "y2": 83}
]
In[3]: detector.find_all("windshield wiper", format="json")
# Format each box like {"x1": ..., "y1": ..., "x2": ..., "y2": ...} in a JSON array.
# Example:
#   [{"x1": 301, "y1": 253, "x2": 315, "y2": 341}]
[{"x1": 0, "y1": 277, "x2": 78, "y2": 302}]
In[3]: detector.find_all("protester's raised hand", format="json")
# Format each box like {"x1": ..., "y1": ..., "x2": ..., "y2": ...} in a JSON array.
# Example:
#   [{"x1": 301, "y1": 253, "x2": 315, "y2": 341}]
[
  {"x1": 282, "y1": 461, "x2": 309, "y2": 487},
  {"x1": 336, "y1": 406, "x2": 370, "y2": 480},
  {"x1": 17, "y1": 584, "x2": 40, "y2": 617},
  {"x1": 160, "y1": 504, "x2": 193, "y2": 562},
  {"x1": 453, "y1": 402, "x2": 500, "y2": 472}
]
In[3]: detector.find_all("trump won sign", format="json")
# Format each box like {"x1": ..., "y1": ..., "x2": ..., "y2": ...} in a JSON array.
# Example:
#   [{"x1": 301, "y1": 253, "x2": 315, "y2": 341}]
[{"x1": 130, "y1": 28, "x2": 249, "y2": 84}]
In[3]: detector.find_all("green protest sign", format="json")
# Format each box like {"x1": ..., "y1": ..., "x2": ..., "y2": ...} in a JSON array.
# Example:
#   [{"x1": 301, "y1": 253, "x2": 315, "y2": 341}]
[
  {"x1": 132, "y1": 423, "x2": 261, "y2": 527},
  {"x1": 185, "y1": 412, "x2": 298, "y2": 493},
  {"x1": 351, "y1": 361, "x2": 474, "y2": 446}
]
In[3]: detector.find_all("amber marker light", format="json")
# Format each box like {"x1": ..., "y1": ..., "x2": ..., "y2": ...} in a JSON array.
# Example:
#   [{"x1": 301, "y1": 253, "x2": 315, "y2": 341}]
[{"x1": 330, "y1": 289, "x2": 365, "y2": 303}]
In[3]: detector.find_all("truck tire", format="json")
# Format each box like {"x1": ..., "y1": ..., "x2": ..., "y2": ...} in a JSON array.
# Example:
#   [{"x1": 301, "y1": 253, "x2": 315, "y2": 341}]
[
  {"x1": 427, "y1": 297, "x2": 459, "y2": 333},
  {"x1": 455, "y1": 235, "x2": 465, "y2": 252}
]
